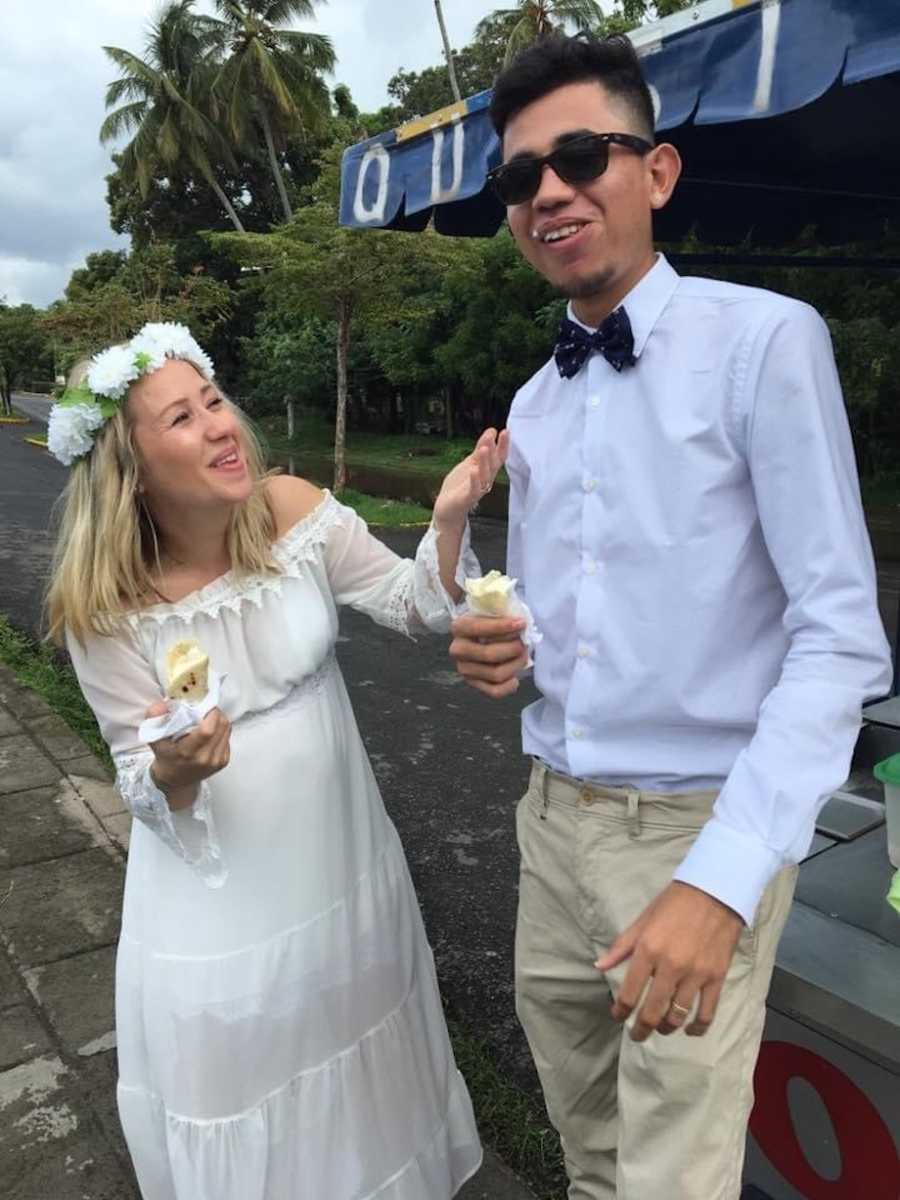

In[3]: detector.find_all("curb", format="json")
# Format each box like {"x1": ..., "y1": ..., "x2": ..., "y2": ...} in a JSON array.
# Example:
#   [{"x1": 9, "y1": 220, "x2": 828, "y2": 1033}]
[{"x1": 0, "y1": 662, "x2": 140, "y2": 1197}]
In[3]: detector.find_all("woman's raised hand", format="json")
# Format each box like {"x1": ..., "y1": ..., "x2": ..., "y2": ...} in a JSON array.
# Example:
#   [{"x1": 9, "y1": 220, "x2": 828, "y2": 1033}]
[
  {"x1": 432, "y1": 428, "x2": 509, "y2": 530},
  {"x1": 145, "y1": 701, "x2": 232, "y2": 810}
]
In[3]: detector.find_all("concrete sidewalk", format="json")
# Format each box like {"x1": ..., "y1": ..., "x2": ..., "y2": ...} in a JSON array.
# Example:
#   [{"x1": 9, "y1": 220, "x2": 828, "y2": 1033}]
[{"x1": 0, "y1": 663, "x2": 536, "y2": 1200}]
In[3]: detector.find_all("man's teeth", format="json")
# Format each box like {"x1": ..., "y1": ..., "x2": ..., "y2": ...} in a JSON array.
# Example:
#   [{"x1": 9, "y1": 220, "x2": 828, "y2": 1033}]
[{"x1": 540, "y1": 224, "x2": 583, "y2": 244}]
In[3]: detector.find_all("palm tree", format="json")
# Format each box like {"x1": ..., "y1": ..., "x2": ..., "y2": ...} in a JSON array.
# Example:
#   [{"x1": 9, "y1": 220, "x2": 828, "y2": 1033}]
[
  {"x1": 210, "y1": 1, "x2": 336, "y2": 223},
  {"x1": 100, "y1": 0, "x2": 246, "y2": 233},
  {"x1": 481, "y1": 0, "x2": 607, "y2": 64}
]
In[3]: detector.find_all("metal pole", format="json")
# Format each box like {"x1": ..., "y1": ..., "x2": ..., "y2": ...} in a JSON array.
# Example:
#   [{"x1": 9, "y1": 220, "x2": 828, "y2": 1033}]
[{"x1": 434, "y1": 0, "x2": 462, "y2": 102}]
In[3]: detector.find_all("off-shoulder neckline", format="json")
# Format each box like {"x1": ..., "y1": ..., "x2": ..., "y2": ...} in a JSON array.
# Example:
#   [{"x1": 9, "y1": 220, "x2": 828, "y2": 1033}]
[{"x1": 130, "y1": 489, "x2": 340, "y2": 619}]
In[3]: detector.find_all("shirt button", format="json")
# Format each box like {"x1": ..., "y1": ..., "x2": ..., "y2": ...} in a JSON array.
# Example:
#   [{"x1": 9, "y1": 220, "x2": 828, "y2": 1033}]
[
  {"x1": 583, "y1": 479, "x2": 596, "y2": 493},
  {"x1": 577, "y1": 645, "x2": 591, "y2": 659},
  {"x1": 571, "y1": 727, "x2": 583, "y2": 739},
  {"x1": 590, "y1": 397, "x2": 600, "y2": 409},
  {"x1": 584, "y1": 560, "x2": 596, "y2": 575}
]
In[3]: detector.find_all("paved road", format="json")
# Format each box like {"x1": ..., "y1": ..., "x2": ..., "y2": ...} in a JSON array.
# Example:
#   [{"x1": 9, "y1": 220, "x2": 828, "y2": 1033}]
[{"x1": 9, "y1": 393, "x2": 52, "y2": 423}]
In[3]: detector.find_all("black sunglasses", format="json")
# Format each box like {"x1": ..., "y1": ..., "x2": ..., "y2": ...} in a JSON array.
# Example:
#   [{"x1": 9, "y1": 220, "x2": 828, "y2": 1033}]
[{"x1": 488, "y1": 132, "x2": 654, "y2": 206}]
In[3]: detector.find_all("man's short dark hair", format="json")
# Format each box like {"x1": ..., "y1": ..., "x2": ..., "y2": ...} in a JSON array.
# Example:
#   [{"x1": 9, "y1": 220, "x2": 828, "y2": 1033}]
[{"x1": 489, "y1": 33, "x2": 656, "y2": 144}]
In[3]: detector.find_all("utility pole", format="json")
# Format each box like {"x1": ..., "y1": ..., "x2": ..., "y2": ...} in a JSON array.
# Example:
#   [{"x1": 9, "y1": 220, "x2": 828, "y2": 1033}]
[{"x1": 434, "y1": 0, "x2": 462, "y2": 102}]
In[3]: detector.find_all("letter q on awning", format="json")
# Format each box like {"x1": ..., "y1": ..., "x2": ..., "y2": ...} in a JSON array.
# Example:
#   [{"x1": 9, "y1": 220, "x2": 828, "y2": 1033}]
[{"x1": 339, "y1": 0, "x2": 900, "y2": 246}]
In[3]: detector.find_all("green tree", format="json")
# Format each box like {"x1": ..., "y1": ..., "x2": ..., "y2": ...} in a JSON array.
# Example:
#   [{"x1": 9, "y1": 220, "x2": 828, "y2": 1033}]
[
  {"x1": 383, "y1": 16, "x2": 515, "y2": 125},
  {"x1": 43, "y1": 245, "x2": 234, "y2": 371},
  {"x1": 481, "y1": 0, "x2": 699, "y2": 60},
  {"x1": 0, "y1": 304, "x2": 53, "y2": 413},
  {"x1": 100, "y1": 0, "x2": 247, "y2": 232},
  {"x1": 210, "y1": 0, "x2": 335, "y2": 223},
  {"x1": 213, "y1": 135, "x2": 455, "y2": 487},
  {"x1": 436, "y1": 231, "x2": 557, "y2": 427},
  {"x1": 618, "y1": 0, "x2": 698, "y2": 21},
  {"x1": 64, "y1": 251, "x2": 128, "y2": 301},
  {"x1": 486, "y1": 0, "x2": 607, "y2": 64}
]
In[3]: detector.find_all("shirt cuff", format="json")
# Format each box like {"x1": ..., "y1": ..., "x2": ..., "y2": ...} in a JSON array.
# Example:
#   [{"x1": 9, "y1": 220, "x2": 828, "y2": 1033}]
[{"x1": 672, "y1": 816, "x2": 787, "y2": 927}]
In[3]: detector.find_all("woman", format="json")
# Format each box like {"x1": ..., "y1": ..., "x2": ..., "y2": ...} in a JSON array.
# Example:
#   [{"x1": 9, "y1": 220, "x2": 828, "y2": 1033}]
[{"x1": 46, "y1": 322, "x2": 514, "y2": 1200}]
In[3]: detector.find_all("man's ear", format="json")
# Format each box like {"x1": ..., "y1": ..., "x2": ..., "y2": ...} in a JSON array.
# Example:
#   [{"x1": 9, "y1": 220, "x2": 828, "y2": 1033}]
[{"x1": 647, "y1": 143, "x2": 682, "y2": 212}]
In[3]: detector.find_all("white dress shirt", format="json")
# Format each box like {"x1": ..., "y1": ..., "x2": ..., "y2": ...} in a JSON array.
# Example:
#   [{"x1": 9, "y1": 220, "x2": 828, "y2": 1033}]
[{"x1": 506, "y1": 254, "x2": 891, "y2": 925}]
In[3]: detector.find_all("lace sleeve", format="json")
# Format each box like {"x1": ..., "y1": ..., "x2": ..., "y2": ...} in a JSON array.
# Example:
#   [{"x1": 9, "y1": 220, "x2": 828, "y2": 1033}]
[
  {"x1": 408, "y1": 520, "x2": 481, "y2": 633},
  {"x1": 316, "y1": 496, "x2": 482, "y2": 636},
  {"x1": 115, "y1": 754, "x2": 227, "y2": 887},
  {"x1": 66, "y1": 624, "x2": 227, "y2": 886}
]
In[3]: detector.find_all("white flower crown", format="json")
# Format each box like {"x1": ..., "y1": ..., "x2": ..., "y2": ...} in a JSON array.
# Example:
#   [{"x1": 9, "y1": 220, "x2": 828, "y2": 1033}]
[{"x1": 47, "y1": 322, "x2": 215, "y2": 467}]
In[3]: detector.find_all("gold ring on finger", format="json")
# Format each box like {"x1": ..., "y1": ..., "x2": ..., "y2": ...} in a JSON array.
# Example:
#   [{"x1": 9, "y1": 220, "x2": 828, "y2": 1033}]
[{"x1": 669, "y1": 1001, "x2": 691, "y2": 1019}]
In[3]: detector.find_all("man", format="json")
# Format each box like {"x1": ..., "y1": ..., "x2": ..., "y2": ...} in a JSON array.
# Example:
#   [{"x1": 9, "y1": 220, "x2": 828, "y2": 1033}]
[{"x1": 449, "y1": 32, "x2": 891, "y2": 1200}]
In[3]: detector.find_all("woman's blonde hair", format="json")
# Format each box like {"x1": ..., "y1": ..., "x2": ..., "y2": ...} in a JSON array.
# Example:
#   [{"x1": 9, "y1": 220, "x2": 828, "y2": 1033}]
[{"x1": 46, "y1": 359, "x2": 278, "y2": 644}]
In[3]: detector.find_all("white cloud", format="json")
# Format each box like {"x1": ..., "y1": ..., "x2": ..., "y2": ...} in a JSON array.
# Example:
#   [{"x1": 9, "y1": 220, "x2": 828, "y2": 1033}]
[{"x1": 1, "y1": 0, "x2": 496, "y2": 309}]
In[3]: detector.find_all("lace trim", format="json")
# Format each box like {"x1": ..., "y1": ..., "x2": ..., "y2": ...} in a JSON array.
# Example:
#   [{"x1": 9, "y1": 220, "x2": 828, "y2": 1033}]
[
  {"x1": 115, "y1": 754, "x2": 227, "y2": 888},
  {"x1": 233, "y1": 654, "x2": 336, "y2": 732},
  {"x1": 125, "y1": 491, "x2": 349, "y2": 628},
  {"x1": 383, "y1": 570, "x2": 415, "y2": 636},
  {"x1": 410, "y1": 523, "x2": 479, "y2": 633}
]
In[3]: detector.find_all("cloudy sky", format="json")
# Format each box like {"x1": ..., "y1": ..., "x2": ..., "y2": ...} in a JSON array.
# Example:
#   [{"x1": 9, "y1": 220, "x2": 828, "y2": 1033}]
[{"x1": 0, "y1": 0, "x2": 509, "y2": 310}]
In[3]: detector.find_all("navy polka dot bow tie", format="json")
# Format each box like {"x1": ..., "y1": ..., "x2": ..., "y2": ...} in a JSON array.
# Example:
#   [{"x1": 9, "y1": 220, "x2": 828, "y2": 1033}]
[{"x1": 554, "y1": 308, "x2": 637, "y2": 380}]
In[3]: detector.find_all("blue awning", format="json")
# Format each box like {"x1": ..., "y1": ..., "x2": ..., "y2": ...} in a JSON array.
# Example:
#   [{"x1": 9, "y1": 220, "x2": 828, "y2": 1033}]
[{"x1": 339, "y1": 0, "x2": 900, "y2": 245}]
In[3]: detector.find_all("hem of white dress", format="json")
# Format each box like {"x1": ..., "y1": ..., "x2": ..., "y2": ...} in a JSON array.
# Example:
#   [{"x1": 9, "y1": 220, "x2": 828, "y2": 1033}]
[
  {"x1": 359, "y1": 1080, "x2": 483, "y2": 1200},
  {"x1": 452, "y1": 1145, "x2": 485, "y2": 1198},
  {"x1": 117, "y1": 1068, "x2": 482, "y2": 1200}
]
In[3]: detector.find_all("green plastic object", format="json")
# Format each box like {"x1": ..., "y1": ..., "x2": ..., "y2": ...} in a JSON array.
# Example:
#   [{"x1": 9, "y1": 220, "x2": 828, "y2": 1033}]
[{"x1": 873, "y1": 754, "x2": 900, "y2": 786}]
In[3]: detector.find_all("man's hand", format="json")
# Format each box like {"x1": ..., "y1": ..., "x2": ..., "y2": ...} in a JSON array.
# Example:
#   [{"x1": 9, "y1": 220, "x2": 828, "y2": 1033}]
[
  {"x1": 449, "y1": 613, "x2": 529, "y2": 698},
  {"x1": 595, "y1": 881, "x2": 744, "y2": 1041}
]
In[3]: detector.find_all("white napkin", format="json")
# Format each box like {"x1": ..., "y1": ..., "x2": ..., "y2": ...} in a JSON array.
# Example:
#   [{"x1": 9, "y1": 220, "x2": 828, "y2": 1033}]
[
  {"x1": 463, "y1": 580, "x2": 542, "y2": 667},
  {"x1": 138, "y1": 671, "x2": 225, "y2": 745}
]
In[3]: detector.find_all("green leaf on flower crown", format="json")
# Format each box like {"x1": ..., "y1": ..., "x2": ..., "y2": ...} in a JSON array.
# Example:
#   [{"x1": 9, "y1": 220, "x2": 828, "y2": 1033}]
[
  {"x1": 56, "y1": 382, "x2": 96, "y2": 409},
  {"x1": 134, "y1": 351, "x2": 152, "y2": 372},
  {"x1": 98, "y1": 396, "x2": 120, "y2": 420}
]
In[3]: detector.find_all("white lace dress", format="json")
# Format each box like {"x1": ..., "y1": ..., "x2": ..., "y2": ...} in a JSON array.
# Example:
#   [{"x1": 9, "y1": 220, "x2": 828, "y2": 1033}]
[{"x1": 66, "y1": 491, "x2": 483, "y2": 1200}]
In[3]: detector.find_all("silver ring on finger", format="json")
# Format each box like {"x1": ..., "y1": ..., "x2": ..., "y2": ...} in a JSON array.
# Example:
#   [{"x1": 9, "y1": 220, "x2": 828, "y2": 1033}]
[{"x1": 668, "y1": 1000, "x2": 691, "y2": 1022}]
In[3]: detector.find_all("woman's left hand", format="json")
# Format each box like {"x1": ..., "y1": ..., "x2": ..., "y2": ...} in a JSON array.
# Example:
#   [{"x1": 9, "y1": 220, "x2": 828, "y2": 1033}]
[{"x1": 432, "y1": 428, "x2": 509, "y2": 530}]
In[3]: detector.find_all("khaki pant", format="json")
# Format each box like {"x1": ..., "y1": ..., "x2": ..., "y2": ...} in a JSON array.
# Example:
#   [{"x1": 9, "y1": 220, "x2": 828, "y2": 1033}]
[{"x1": 515, "y1": 760, "x2": 797, "y2": 1200}]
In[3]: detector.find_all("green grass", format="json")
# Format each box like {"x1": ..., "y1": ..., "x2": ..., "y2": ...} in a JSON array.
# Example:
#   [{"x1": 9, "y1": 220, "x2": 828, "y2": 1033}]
[
  {"x1": 0, "y1": 615, "x2": 111, "y2": 770},
  {"x1": 0, "y1": 609, "x2": 563, "y2": 1197},
  {"x1": 336, "y1": 487, "x2": 431, "y2": 526},
  {"x1": 862, "y1": 471, "x2": 900, "y2": 508},
  {"x1": 448, "y1": 1019, "x2": 566, "y2": 1199},
  {"x1": 261, "y1": 409, "x2": 510, "y2": 483}
]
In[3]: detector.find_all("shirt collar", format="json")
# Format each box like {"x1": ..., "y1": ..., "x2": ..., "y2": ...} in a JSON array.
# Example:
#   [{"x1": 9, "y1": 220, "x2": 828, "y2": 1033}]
[{"x1": 566, "y1": 253, "x2": 680, "y2": 360}]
